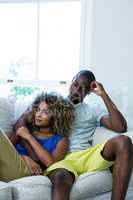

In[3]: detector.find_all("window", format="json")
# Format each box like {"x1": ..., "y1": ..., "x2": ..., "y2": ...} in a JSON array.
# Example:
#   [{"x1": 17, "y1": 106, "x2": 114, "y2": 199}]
[
  {"x1": 0, "y1": 0, "x2": 81, "y2": 85},
  {"x1": 0, "y1": 2, "x2": 37, "y2": 81}
]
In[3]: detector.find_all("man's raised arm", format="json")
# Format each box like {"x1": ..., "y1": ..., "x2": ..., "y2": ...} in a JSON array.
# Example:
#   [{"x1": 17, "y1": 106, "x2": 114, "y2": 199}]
[{"x1": 90, "y1": 81, "x2": 127, "y2": 132}]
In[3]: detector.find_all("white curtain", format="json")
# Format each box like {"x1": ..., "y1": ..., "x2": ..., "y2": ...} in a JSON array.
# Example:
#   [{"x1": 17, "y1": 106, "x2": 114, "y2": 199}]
[{"x1": 80, "y1": 0, "x2": 94, "y2": 70}]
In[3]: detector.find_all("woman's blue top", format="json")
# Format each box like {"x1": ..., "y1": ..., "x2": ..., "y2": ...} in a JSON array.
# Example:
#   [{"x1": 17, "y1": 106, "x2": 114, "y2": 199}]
[{"x1": 15, "y1": 133, "x2": 63, "y2": 155}]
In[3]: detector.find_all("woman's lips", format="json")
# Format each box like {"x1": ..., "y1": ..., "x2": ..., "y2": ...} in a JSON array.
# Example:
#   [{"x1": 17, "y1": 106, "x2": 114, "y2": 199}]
[{"x1": 35, "y1": 119, "x2": 42, "y2": 123}]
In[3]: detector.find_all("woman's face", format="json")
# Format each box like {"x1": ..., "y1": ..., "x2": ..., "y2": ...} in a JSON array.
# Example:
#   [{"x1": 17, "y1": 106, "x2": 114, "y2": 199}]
[{"x1": 35, "y1": 101, "x2": 52, "y2": 128}]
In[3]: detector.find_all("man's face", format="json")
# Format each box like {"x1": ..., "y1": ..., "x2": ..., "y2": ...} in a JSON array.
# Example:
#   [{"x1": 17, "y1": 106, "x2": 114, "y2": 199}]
[{"x1": 69, "y1": 75, "x2": 91, "y2": 104}]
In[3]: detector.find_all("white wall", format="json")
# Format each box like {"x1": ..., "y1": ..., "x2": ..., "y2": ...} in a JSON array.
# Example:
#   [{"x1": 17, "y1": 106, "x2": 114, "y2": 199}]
[{"x1": 90, "y1": 0, "x2": 133, "y2": 120}]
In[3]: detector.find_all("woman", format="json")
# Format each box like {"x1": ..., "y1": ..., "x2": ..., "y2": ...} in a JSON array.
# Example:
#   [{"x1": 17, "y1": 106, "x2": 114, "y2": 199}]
[{"x1": 0, "y1": 92, "x2": 74, "y2": 181}]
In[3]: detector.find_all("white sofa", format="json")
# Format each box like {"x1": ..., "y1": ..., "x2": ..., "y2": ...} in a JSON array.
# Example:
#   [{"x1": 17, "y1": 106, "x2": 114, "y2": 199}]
[{"x1": 0, "y1": 96, "x2": 133, "y2": 200}]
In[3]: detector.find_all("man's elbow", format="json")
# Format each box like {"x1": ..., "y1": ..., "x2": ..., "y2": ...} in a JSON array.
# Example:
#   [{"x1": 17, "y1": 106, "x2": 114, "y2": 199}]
[{"x1": 116, "y1": 121, "x2": 127, "y2": 133}]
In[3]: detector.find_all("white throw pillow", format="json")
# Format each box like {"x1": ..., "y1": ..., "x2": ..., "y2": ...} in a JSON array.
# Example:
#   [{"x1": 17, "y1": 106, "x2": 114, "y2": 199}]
[
  {"x1": 0, "y1": 96, "x2": 15, "y2": 136},
  {"x1": 14, "y1": 92, "x2": 42, "y2": 122}
]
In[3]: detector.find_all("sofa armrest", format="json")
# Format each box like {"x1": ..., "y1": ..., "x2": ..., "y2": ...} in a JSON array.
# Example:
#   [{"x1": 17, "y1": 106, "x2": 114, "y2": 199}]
[{"x1": 93, "y1": 127, "x2": 133, "y2": 146}]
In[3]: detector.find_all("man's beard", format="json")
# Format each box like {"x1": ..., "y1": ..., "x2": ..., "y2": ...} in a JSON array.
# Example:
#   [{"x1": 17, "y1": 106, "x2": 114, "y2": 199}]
[{"x1": 68, "y1": 94, "x2": 82, "y2": 104}]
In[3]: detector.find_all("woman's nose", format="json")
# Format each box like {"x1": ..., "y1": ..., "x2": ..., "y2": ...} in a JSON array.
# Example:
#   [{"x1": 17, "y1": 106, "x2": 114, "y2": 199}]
[{"x1": 36, "y1": 111, "x2": 42, "y2": 117}]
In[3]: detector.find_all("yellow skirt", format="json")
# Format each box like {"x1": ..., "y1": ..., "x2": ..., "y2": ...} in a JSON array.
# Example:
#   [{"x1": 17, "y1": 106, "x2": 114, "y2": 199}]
[{"x1": 44, "y1": 141, "x2": 113, "y2": 180}]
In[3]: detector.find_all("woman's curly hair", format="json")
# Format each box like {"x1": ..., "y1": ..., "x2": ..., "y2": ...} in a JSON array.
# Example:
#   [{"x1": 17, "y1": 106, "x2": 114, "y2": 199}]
[{"x1": 27, "y1": 92, "x2": 75, "y2": 136}]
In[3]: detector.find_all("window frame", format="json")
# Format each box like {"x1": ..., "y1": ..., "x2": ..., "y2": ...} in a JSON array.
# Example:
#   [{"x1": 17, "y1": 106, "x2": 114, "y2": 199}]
[{"x1": 0, "y1": 0, "x2": 80, "y2": 87}]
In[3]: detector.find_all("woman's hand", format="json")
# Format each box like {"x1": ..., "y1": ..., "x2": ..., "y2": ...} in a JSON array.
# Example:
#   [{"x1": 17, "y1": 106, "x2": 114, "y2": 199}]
[
  {"x1": 21, "y1": 156, "x2": 42, "y2": 175},
  {"x1": 16, "y1": 127, "x2": 32, "y2": 141}
]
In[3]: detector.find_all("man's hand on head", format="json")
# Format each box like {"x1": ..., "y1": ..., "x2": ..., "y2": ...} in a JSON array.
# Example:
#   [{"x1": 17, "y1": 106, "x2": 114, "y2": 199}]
[{"x1": 90, "y1": 81, "x2": 106, "y2": 97}]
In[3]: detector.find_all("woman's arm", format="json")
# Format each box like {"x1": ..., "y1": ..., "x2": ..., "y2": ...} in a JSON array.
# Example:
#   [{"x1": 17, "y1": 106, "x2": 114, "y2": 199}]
[
  {"x1": 17, "y1": 127, "x2": 68, "y2": 167},
  {"x1": 21, "y1": 155, "x2": 42, "y2": 175},
  {"x1": 20, "y1": 139, "x2": 40, "y2": 162},
  {"x1": 27, "y1": 137, "x2": 68, "y2": 167},
  {"x1": 9, "y1": 108, "x2": 32, "y2": 145}
]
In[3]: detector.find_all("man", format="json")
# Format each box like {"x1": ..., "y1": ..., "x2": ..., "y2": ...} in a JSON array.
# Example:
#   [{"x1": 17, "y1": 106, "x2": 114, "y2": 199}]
[{"x1": 10, "y1": 70, "x2": 133, "y2": 200}]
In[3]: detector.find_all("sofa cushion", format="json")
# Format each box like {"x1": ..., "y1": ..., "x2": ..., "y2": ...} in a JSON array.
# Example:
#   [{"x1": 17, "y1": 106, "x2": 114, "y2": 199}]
[
  {"x1": 7, "y1": 171, "x2": 133, "y2": 200},
  {"x1": 0, "y1": 181, "x2": 12, "y2": 200},
  {"x1": 70, "y1": 170, "x2": 133, "y2": 200},
  {"x1": 7, "y1": 170, "x2": 113, "y2": 200},
  {"x1": 9, "y1": 176, "x2": 51, "y2": 200},
  {"x1": 70, "y1": 170, "x2": 112, "y2": 200},
  {"x1": 83, "y1": 188, "x2": 133, "y2": 200}
]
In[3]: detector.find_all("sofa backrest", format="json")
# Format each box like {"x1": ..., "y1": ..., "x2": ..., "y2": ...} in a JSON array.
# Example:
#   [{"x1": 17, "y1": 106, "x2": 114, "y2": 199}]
[
  {"x1": 0, "y1": 96, "x2": 15, "y2": 136},
  {"x1": 0, "y1": 95, "x2": 34, "y2": 136},
  {"x1": 0, "y1": 94, "x2": 133, "y2": 138},
  {"x1": 93, "y1": 126, "x2": 133, "y2": 146}
]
